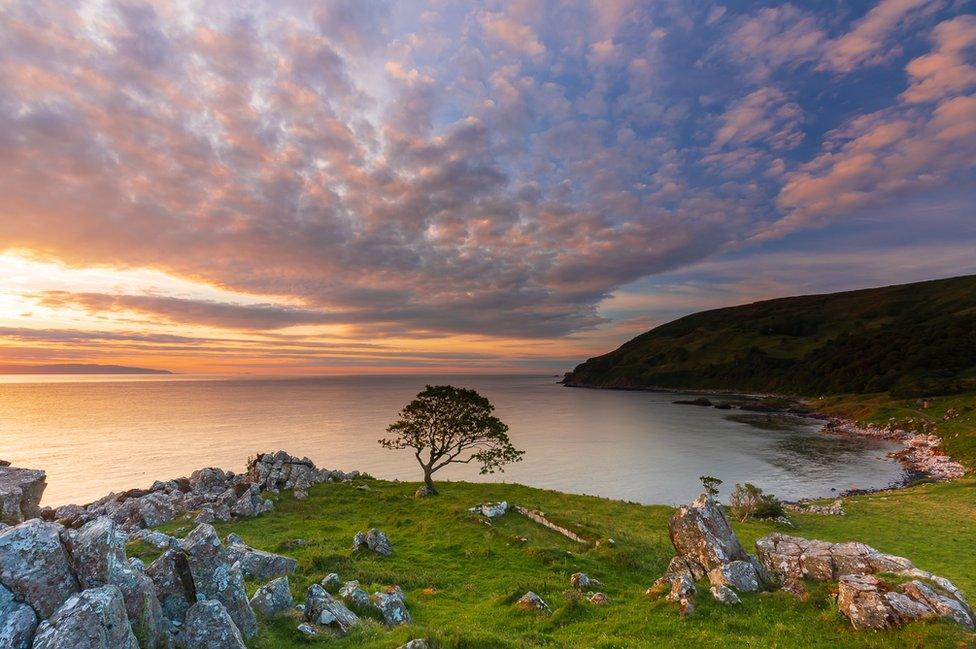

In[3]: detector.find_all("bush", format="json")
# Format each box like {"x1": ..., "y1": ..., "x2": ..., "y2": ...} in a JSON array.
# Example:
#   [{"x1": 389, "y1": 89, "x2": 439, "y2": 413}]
[{"x1": 729, "y1": 483, "x2": 785, "y2": 522}]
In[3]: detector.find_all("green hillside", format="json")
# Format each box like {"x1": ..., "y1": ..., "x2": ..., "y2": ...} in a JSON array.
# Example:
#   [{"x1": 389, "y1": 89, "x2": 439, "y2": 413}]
[{"x1": 564, "y1": 275, "x2": 976, "y2": 397}]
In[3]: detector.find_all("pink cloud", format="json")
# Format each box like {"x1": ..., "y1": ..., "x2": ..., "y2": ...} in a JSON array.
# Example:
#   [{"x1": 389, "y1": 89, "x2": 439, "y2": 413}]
[{"x1": 902, "y1": 14, "x2": 976, "y2": 103}]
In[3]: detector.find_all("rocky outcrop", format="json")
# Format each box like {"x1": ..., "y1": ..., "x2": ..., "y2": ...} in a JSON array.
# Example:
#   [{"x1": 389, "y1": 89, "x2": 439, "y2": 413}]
[
  {"x1": 179, "y1": 600, "x2": 247, "y2": 649},
  {"x1": 757, "y1": 533, "x2": 974, "y2": 630},
  {"x1": 31, "y1": 585, "x2": 138, "y2": 649},
  {"x1": 249, "y1": 576, "x2": 293, "y2": 618},
  {"x1": 513, "y1": 505, "x2": 589, "y2": 544},
  {"x1": 468, "y1": 501, "x2": 508, "y2": 518},
  {"x1": 246, "y1": 451, "x2": 361, "y2": 499},
  {"x1": 180, "y1": 524, "x2": 256, "y2": 639},
  {"x1": 0, "y1": 465, "x2": 46, "y2": 526},
  {"x1": 353, "y1": 528, "x2": 393, "y2": 556},
  {"x1": 650, "y1": 492, "x2": 770, "y2": 612}
]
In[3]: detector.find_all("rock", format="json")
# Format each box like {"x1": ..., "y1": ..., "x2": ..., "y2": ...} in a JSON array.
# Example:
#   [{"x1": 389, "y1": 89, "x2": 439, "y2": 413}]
[
  {"x1": 133, "y1": 530, "x2": 178, "y2": 551},
  {"x1": 372, "y1": 588, "x2": 410, "y2": 626},
  {"x1": 667, "y1": 493, "x2": 749, "y2": 572},
  {"x1": 588, "y1": 592, "x2": 610, "y2": 605},
  {"x1": 414, "y1": 485, "x2": 435, "y2": 498},
  {"x1": 321, "y1": 573, "x2": 341, "y2": 589},
  {"x1": 570, "y1": 572, "x2": 590, "y2": 589},
  {"x1": 398, "y1": 640, "x2": 428, "y2": 649},
  {"x1": 53, "y1": 505, "x2": 85, "y2": 528},
  {"x1": 188, "y1": 468, "x2": 229, "y2": 496},
  {"x1": 710, "y1": 585, "x2": 741, "y2": 605},
  {"x1": 838, "y1": 575, "x2": 900, "y2": 630},
  {"x1": 0, "y1": 583, "x2": 37, "y2": 649},
  {"x1": 246, "y1": 452, "x2": 332, "y2": 500},
  {"x1": 515, "y1": 591, "x2": 550, "y2": 613},
  {"x1": 353, "y1": 528, "x2": 393, "y2": 556},
  {"x1": 885, "y1": 591, "x2": 937, "y2": 622},
  {"x1": 178, "y1": 600, "x2": 247, "y2": 649},
  {"x1": 303, "y1": 584, "x2": 359, "y2": 634},
  {"x1": 250, "y1": 576, "x2": 293, "y2": 618},
  {"x1": 468, "y1": 501, "x2": 508, "y2": 518},
  {"x1": 0, "y1": 465, "x2": 46, "y2": 526},
  {"x1": 68, "y1": 517, "x2": 165, "y2": 648},
  {"x1": 31, "y1": 585, "x2": 138, "y2": 649},
  {"x1": 338, "y1": 581, "x2": 371, "y2": 609},
  {"x1": 225, "y1": 542, "x2": 296, "y2": 582},
  {"x1": 180, "y1": 524, "x2": 256, "y2": 639},
  {"x1": 0, "y1": 519, "x2": 79, "y2": 618},
  {"x1": 902, "y1": 580, "x2": 974, "y2": 630},
  {"x1": 136, "y1": 492, "x2": 178, "y2": 528},
  {"x1": 147, "y1": 549, "x2": 195, "y2": 624},
  {"x1": 296, "y1": 622, "x2": 318, "y2": 637},
  {"x1": 666, "y1": 575, "x2": 696, "y2": 603},
  {"x1": 707, "y1": 560, "x2": 760, "y2": 593},
  {"x1": 679, "y1": 597, "x2": 695, "y2": 616}
]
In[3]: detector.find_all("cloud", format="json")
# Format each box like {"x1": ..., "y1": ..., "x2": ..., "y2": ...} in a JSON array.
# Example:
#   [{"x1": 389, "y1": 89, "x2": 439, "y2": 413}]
[{"x1": 902, "y1": 14, "x2": 976, "y2": 103}]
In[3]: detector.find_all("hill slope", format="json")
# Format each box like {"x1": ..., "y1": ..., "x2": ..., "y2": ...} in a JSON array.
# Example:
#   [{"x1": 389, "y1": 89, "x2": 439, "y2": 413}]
[{"x1": 564, "y1": 275, "x2": 976, "y2": 396}]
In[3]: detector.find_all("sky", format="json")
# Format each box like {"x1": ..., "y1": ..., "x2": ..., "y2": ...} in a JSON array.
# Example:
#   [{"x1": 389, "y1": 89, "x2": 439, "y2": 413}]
[{"x1": 0, "y1": 0, "x2": 974, "y2": 374}]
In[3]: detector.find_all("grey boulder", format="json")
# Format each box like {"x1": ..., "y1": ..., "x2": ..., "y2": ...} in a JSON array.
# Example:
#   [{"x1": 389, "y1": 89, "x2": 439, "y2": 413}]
[
  {"x1": 225, "y1": 538, "x2": 296, "y2": 581},
  {"x1": 180, "y1": 524, "x2": 256, "y2": 638},
  {"x1": 304, "y1": 584, "x2": 359, "y2": 634},
  {"x1": 0, "y1": 520, "x2": 79, "y2": 619},
  {"x1": 31, "y1": 585, "x2": 138, "y2": 649},
  {"x1": 0, "y1": 583, "x2": 37, "y2": 649},
  {"x1": 249, "y1": 576, "x2": 293, "y2": 617},
  {"x1": 0, "y1": 466, "x2": 46, "y2": 526},
  {"x1": 178, "y1": 600, "x2": 247, "y2": 649}
]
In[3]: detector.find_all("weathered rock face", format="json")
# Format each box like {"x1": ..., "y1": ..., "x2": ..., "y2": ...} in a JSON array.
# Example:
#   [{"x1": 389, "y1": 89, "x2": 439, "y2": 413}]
[
  {"x1": 0, "y1": 466, "x2": 46, "y2": 526},
  {"x1": 338, "y1": 581, "x2": 370, "y2": 609},
  {"x1": 31, "y1": 585, "x2": 138, "y2": 649},
  {"x1": 0, "y1": 520, "x2": 79, "y2": 619},
  {"x1": 178, "y1": 600, "x2": 247, "y2": 649},
  {"x1": 147, "y1": 549, "x2": 195, "y2": 624},
  {"x1": 0, "y1": 583, "x2": 38, "y2": 649},
  {"x1": 249, "y1": 576, "x2": 293, "y2": 618},
  {"x1": 304, "y1": 584, "x2": 360, "y2": 634},
  {"x1": 247, "y1": 451, "x2": 355, "y2": 499},
  {"x1": 225, "y1": 536, "x2": 297, "y2": 582},
  {"x1": 180, "y1": 524, "x2": 256, "y2": 639},
  {"x1": 668, "y1": 493, "x2": 750, "y2": 571}
]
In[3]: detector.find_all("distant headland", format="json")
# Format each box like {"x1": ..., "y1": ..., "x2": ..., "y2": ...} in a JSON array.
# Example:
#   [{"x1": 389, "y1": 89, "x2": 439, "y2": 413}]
[{"x1": 0, "y1": 363, "x2": 173, "y2": 375}]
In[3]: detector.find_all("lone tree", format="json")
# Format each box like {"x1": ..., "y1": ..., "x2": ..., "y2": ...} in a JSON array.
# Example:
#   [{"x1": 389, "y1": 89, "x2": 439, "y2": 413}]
[{"x1": 379, "y1": 385, "x2": 524, "y2": 495}]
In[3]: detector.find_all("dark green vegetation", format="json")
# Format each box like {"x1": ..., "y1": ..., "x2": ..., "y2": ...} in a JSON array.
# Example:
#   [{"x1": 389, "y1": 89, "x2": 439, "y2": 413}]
[
  {"x1": 132, "y1": 479, "x2": 976, "y2": 648},
  {"x1": 564, "y1": 275, "x2": 976, "y2": 397}
]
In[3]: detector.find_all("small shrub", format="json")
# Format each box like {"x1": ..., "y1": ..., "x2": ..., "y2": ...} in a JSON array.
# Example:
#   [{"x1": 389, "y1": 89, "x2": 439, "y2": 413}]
[
  {"x1": 699, "y1": 475, "x2": 723, "y2": 497},
  {"x1": 729, "y1": 483, "x2": 785, "y2": 522}
]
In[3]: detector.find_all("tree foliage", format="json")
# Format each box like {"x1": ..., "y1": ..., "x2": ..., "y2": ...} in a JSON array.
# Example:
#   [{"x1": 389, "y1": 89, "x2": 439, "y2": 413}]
[{"x1": 379, "y1": 385, "x2": 524, "y2": 494}]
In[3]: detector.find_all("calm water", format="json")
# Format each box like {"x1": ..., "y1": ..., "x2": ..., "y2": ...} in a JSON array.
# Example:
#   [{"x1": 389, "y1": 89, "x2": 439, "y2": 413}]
[{"x1": 0, "y1": 374, "x2": 904, "y2": 507}]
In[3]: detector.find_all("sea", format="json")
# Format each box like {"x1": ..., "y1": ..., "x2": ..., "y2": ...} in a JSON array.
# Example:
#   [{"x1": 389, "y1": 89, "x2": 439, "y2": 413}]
[{"x1": 0, "y1": 373, "x2": 905, "y2": 507}]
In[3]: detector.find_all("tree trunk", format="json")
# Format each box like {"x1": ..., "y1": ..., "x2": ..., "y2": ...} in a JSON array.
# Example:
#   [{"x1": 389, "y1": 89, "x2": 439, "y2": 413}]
[{"x1": 423, "y1": 467, "x2": 438, "y2": 495}]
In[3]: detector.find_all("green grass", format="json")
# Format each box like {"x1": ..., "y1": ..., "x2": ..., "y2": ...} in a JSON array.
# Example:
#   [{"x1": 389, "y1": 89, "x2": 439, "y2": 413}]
[{"x1": 134, "y1": 478, "x2": 976, "y2": 648}]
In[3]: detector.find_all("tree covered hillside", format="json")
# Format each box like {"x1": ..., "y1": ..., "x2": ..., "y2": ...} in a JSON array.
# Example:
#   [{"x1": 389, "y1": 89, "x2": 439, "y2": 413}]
[{"x1": 564, "y1": 275, "x2": 976, "y2": 396}]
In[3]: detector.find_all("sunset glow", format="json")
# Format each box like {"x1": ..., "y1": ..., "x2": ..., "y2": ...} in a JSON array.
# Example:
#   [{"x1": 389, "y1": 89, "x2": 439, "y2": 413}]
[{"x1": 2, "y1": 1, "x2": 974, "y2": 373}]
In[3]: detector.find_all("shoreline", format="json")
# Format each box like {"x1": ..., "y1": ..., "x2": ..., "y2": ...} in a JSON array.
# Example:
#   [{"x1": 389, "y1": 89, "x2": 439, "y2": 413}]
[{"x1": 561, "y1": 380, "x2": 968, "y2": 495}]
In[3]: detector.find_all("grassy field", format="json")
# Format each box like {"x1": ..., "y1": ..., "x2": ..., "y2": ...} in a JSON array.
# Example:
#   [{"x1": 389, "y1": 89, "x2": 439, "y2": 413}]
[{"x1": 132, "y1": 478, "x2": 976, "y2": 648}]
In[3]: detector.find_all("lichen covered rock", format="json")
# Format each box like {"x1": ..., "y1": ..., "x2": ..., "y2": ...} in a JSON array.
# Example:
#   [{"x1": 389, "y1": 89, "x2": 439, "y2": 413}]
[{"x1": 31, "y1": 585, "x2": 138, "y2": 649}]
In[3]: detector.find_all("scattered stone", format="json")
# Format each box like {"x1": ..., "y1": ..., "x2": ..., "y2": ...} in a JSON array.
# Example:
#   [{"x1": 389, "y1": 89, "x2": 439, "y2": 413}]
[
  {"x1": 570, "y1": 572, "x2": 590, "y2": 590},
  {"x1": 296, "y1": 622, "x2": 318, "y2": 637},
  {"x1": 468, "y1": 501, "x2": 508, "y2": 518},
  {"x1": 0, "y1": 465, "x2": 46, "y2": 526},
  {"x1": 321, "y1": 573, "x2": 341, "y2": 589},
  {"x1": 515, "y1": 591, "x2": 550, "y2": 613},
  {"x1": 0, "y1": 519, "x2": 79, "y2": 618},
  {"x1": 304, "y1": 584, "x2": 359, "y2": 634},
  {"x1": 588, "y1": 592, "x2": 610, "y2": 605},
  {"x1": 373, "y1": 588, "x2": 411, "y2": 626},
  {"x1": 398, "y1": 640, "x2": 428, "y2": 649},
  {"x1": 249, "y1": 576, "x2": 293, "y2": 618},
  {"x1": 353, "y1": 528, "x2": 393, "y2": 556},
  {"x1": 710, "y1": 585, "x2": 741, "y2": 605},
  {"x1": 784, "y1": 498, "x2": 845, "y2": 516},
  {"x1": 180, "y1": 524, "x2": 256, "y2": 639},
  {"x1": 0, "y1": 583, "x2": 38, "y2": 649},
  {"x1": 31, "y1": 585, "x2": 138, "y2": 649},
  {"x1": 414, "y1": 485, "x2": 435, "y2": 498},
  {"x1": 179, "y1": 600, "x2": 247, "y2": 649},
  {"x1": 338, "y1": 581, "x2": 371, "y2": 609}
]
